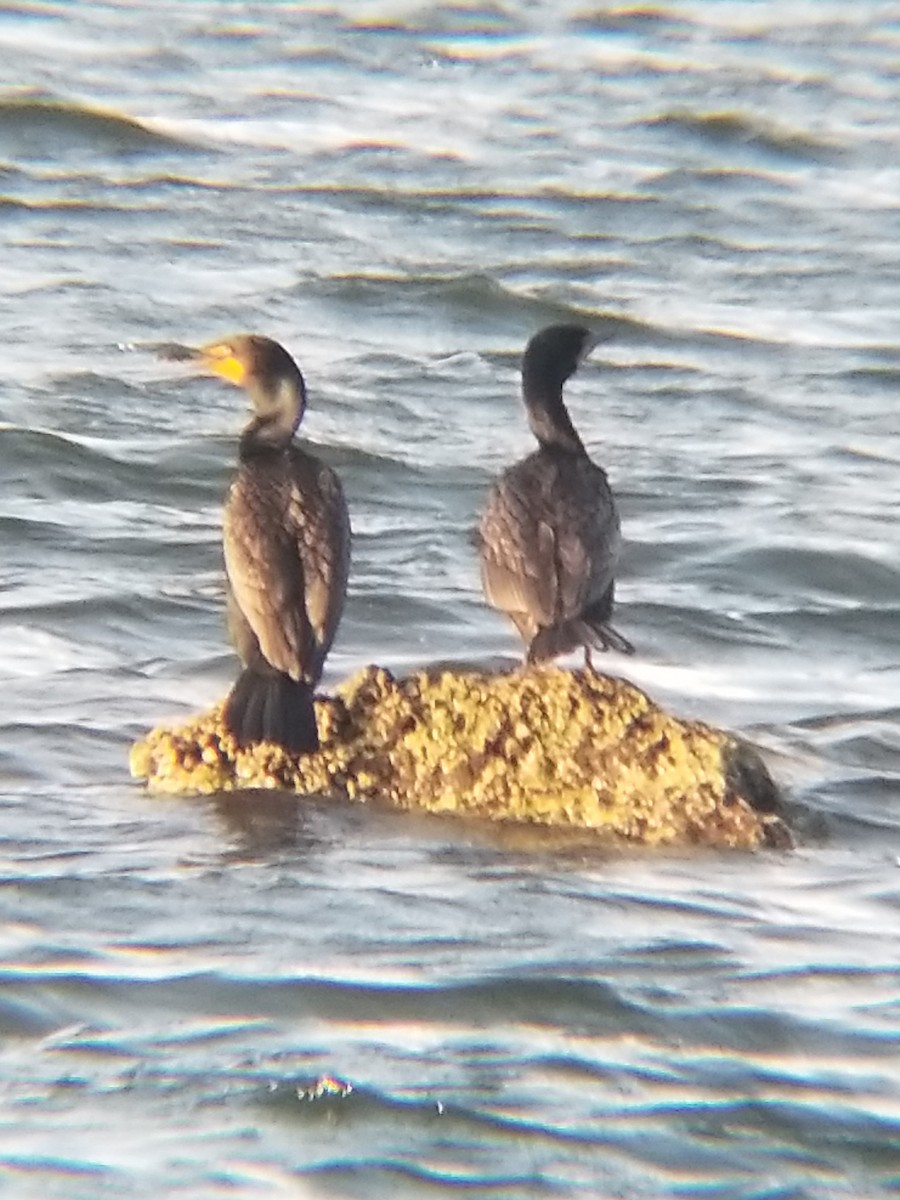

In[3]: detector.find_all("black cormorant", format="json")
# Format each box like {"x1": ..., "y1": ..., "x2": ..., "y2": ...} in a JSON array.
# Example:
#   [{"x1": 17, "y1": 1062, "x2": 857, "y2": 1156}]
[
  {"x1": 182, "y1": 334, "x2": 350, "y2": 753},
  {"x1": 476, "y1": 323, "x2": 633, "y2": 667}
]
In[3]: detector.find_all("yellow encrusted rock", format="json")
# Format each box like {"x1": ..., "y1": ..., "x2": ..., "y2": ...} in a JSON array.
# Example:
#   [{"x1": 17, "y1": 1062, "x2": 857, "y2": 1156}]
[{"x1": 130, "y1": 664, "x2": 789, "y2": 849}]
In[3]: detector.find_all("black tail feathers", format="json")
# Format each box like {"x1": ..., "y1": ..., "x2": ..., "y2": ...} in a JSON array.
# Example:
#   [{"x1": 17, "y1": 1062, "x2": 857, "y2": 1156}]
[
  {"x1": 223, "y1": 668, "x2": 319, "y2": 754},
  {"x1": 528, "y1": 616, "x2": 634, "y2": 664}
]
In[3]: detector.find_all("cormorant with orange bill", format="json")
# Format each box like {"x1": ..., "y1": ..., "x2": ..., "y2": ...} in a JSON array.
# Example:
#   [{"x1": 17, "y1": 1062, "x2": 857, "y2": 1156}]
[{"x1": 178, "y1": 334, "x2": 350, "y2": 753}]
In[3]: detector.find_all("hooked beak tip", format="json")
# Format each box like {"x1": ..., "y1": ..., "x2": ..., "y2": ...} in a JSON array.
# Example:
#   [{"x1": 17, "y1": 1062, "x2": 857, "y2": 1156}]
[{"x1": 155, "y1": 341, "x2": 203, "y2": 364}]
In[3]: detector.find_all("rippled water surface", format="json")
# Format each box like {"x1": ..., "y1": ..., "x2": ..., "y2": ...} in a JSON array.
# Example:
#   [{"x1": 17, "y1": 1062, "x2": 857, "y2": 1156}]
[{"x1": 1, "y1": 2, "x2": 900, "y2": 1196}]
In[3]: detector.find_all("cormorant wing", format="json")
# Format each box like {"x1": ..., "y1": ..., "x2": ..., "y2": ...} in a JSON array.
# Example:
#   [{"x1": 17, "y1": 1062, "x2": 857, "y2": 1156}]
[
  {"x1": 479, "y1": 504, "x2": 560, "y2": 630},
  {"x1": 289, "y1": 463, "x2": 350, "y2": 675},
  {"x1": 223, "y1": 473, "x2": 316, "y2": 680},
  {"x1": 479, "y1": 455, "x2": 622, "y2": 633},
  {"x1": 558, "y1": 500, "x2": 621, "y2": 618}
]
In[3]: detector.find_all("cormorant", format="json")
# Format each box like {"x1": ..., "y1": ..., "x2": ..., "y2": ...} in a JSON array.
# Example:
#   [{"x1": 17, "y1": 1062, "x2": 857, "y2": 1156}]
[
  {"x1": 476, "y1": 323, "x2": 633, "y2": 668},
  {"x1": 182, "y1": 334, "x2": 350, "y2": 753}
]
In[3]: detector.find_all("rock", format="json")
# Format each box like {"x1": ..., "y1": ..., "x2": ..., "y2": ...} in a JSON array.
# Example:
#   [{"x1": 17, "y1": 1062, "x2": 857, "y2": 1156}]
[{"x1": 130, "y1": 664, "x2": 791, "y2": 849}]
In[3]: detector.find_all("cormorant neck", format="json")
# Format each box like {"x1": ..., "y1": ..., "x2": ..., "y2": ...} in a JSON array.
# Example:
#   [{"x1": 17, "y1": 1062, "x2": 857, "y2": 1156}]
[
  {"x1": 238, "y1": 412, "x2": 295, "y2": 460},
  {"x1": 237, "y1": 373, "x2": 304, "y2": 460},
  {"x1": 523, "y1": 383, "x2": 586, "y2": 454}
]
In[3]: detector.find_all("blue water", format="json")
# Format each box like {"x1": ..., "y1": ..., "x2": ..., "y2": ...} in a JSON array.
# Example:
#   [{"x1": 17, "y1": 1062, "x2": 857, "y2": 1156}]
[{"x1": 1, "y1": 2, "x2": 899, "y2": 1196}]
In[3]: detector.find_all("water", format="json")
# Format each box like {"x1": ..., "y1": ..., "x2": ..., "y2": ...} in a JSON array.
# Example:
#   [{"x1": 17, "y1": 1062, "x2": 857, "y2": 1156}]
[{"x1": 1, "y1": 1, "x2": 899, "y2": 1195}]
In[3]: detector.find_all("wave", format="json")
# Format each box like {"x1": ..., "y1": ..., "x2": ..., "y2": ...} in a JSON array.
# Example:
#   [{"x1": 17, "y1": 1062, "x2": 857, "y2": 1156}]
[
  {"x1": 312, "y1": 268, "x2": 657, "y2": 344},
  {"x1": 307, "y1": 266, "x2": 788, "y2": 354},
  {"x1": 347, "y1": 1, "x2": 522, "y2": 38},
  {"x1": 573, "y1": 6, "x2": 693, "y2": 35},
  {"x1": 0, "y1": 92, "x2": 199, "y2": 156},
  {"x1": 1, "y1": 424, "x2": 168, "y2": 491},
  {"x1": 646, "y1": 164, "x2": 794, "y2": 194},
  {"x1": 647, "y1": 109, "x2": 843, "y2": 163}
]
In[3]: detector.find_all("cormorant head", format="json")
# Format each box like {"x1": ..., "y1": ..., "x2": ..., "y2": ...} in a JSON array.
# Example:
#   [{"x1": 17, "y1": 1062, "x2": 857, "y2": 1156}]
[
  {"x1": 195, "y1": 334, "x2": 307, "y2": 446},
  {"x1": 522, "y1": 324, "x2": 599, "y2": 395},
  {"x1": 519, "y1": 324, "x2": 605, "y2": 452}
]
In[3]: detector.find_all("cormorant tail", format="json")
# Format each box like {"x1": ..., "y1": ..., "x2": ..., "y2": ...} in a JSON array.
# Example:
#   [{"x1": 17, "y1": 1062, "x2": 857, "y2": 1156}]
[
  {"x1": 528, "y1": 617, "x2": 634, "y2": 664},
  {"x1": 223, "y1": 668, "x2": 319, "y2": 754}
]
